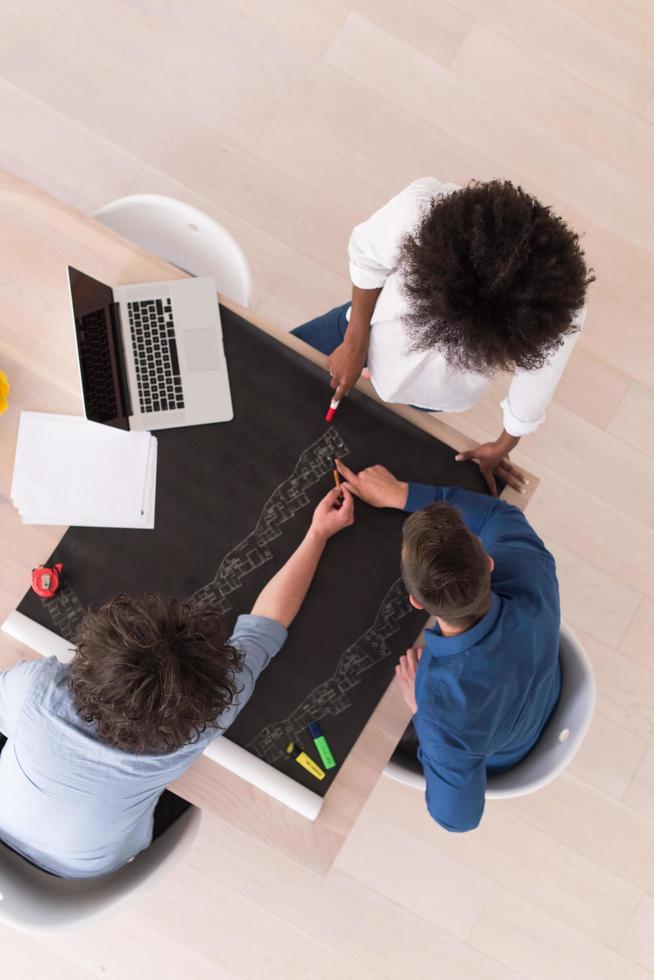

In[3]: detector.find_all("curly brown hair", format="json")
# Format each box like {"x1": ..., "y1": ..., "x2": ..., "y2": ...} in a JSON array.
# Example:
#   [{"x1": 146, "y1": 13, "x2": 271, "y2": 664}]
[
  {"x1": 400, "y1": 180, "x2": 594, "y2": 374},
  {"x1": 69, "y1": 594, "x2": 243, "y2": 754}
]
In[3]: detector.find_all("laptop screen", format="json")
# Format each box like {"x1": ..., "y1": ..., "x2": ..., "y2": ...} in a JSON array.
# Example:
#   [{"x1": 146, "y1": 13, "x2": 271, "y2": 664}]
[{"x1": 68, "y1": 267, "x2": 130, "y2": 430}]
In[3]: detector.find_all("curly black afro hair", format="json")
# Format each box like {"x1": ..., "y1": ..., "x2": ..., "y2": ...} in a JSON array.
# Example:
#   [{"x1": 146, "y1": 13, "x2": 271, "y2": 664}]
[{"x1": 400, "y1": 181, "x2": 594, "y2": 375}]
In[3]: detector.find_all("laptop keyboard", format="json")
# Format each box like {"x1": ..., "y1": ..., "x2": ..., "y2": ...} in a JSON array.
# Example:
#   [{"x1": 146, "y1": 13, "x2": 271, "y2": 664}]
[
  {"x1": 77, "y1": 309, "x2": 120, "y2": 422},
  {"x1": 127, "y1": 299, "x2": 185, "y2": 413}
]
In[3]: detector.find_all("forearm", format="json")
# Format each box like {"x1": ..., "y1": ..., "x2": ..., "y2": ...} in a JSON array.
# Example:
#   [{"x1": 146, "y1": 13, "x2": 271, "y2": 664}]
[
  {"x1": 493, "y1": 429, "x2": 520, "y2": 454},
  {"x1": 250, "y1": 529, "x2": 327, "y2": 629},
  {"x1": 347, "y1": 285, "x2": 380, "y2": 345}
]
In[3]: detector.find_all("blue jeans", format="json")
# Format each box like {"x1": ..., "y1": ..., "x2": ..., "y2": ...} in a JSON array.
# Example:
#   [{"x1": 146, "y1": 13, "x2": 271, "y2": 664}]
[{"x1": 292, "y1": 303, "x2": 351, "y2": 355}]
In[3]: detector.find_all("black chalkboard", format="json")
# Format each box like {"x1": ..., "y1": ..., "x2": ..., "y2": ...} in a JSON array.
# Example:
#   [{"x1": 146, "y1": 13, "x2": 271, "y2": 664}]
[{"x1": 17, "y1": 308, "x2": 493, "y2": 796}]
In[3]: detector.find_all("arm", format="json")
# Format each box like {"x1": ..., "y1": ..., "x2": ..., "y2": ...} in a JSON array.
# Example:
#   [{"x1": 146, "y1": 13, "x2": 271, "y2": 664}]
[
  {"x1": 501, "y1": 321, "x2": 583, "y2": 436},
  {"x1": 457, "y1": 313, "x2": 585, "y2": 494},
  {"x1": 416, "y1": 715, "x2": 487, "y2": 833},
  {"x1": 217, "y1": 487, "x2": 355, "y2": 726},
  {"x1": 328, "y1": 178, "x2": 444, "y2": 401},
  {"x1": 0, "y1": 657, "x2": 44, "y2": 737},
  {"x1": 251, "y1": 487, "x2": 354, "y2": 629},
  {"x1": 327, "y1": 285, "x2": 380, "y2": 402},
  {"x1": 335, "y1": 458, "x2": 539, "y2": 551}
]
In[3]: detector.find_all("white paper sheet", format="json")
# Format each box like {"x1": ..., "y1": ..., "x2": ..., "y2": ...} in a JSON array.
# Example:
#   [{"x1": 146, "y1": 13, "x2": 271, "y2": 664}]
[{"x1": 11, "y1": 412, "x2": 157, "y2": 528}]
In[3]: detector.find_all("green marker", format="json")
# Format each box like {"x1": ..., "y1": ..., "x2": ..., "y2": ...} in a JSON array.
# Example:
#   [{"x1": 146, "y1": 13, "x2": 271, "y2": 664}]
[{"x1": 308, "y1": 721, "x2": 336, "y2": 770}]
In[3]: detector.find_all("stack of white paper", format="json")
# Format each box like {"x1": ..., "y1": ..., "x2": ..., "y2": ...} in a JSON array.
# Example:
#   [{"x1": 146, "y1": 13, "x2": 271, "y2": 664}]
[{"x1": 11, "y1": 412, "x2": 157, "y2": 528}]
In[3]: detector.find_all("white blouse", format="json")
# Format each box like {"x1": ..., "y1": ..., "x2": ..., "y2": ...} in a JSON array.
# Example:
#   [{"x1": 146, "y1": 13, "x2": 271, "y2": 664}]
[{"x1": 348, "y1": 177, "x2": 585, "y2": 436}]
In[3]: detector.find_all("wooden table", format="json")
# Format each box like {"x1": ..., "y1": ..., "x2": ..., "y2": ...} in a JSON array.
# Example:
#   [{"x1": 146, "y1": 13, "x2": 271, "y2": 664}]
[{"x1": 0, "y1": 170, "x2": 537, "y2": 875}]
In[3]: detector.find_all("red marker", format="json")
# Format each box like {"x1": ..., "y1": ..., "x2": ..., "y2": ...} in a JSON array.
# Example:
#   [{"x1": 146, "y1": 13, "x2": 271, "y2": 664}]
[{"x1": 325, "y1": 397, "x2": 341, "y2": 423}]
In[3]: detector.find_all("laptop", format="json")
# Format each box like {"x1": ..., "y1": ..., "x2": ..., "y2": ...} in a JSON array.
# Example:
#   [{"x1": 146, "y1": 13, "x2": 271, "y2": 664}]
[{"x1": 67, "y1": 267, "x2": 233, "y2": 431}]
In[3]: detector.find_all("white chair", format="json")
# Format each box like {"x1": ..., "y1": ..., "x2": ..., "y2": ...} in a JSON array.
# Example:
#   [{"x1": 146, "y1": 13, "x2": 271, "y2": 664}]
[
  {"x1": 0, "y1": 805, "x2": 201, "y2": 933},
  {"x1": 384, "y1": 622, "x2": 596, "y2": 799},
  {"x1": 92, "y1": 195, "x2": 252, "y2": 307}
]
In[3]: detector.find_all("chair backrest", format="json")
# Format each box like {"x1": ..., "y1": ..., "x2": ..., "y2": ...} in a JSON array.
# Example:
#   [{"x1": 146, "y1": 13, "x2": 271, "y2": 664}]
[
  {"x1": 384, "y1": 622, "x2": 596, "y2": 800},
  {"x1": 92, "y1": 195, "x2": 252, "y2": 307},
  {"x1": 0, "y1": 806, "x2": 201, "y2": 933},
  {"x1": 485, "y1": 622, "x2": 596, "y2": 798}
]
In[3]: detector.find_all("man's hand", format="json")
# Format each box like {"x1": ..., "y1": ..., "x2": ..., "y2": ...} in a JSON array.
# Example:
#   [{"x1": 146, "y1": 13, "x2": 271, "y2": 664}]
[
  {"x1": 456, "y1": 441, "x2": 528, "y2": 497},
  {"x1": 395, "y1": 647, "x2": 422, "y2": 713},
  {"x1": 334, "y1": 459, "x2": 408, "y2": 509},
  {"x1": 309, "y1": 486, "x2": 355, "y2": 540},
  {"x1": 327, "y1": 339, "x2": 368, "y2": 402}
]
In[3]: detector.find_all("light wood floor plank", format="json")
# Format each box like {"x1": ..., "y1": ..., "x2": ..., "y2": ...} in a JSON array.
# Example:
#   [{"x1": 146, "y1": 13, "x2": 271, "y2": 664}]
[
  {"x1": 254, "y1": 104, "x2": 407, "y2": 217},
  {"x1": 551, "y1": 346, "x2": 630, "y2": 430},
  {"x1": 183, "y1": 812, "x2": 520, "y2": 980},
  {"x1": 555, "y1": 0, "x2": 654, "y2": 60},
  {"x1": 450, "y1": 22, "x2": 654, "y2": 188},
  {"x1": 446, "y1": 0, "x2": 654, "y2": 111},
  {"x1": 572, "y1": 626, "x2": 654, "y2": 743},
  {"x1": 136, "y1": 860, "x2": 386, "y2": 980},
  {"x1": 28, "y1": 909, "x2": 243, "y2": 980},
  {"x1": 495, "y1": 772, "x2": 654, "y2": 893},
  {"x1": 0, "y1": 78, "x2": 142, "y2": 210},
  {"x1": 524, "y1": 466, "x2": 654, "y2": 601},
  {"x1": 224, "y1": 0, "x2": 474, "y2": 66},
  {"x1": 568, "y1": 711, "x2": 650, "y2": 800},
  {"x1": 324, "y1": 13, "x2": 654, "y2": 249},
  {"x1": 368, "y1": 776, "x2": 643, "y2": 948},
  {"x1": 620, "y1": 598, "x2": 654, "y2": 673},
  {"x1": 607, "y1": 381, "x2": 654, "y2": 457},
  {"x1": 333, "y1": 808, "x2": 493, "y2": 940},
  {"x1": 0, "y1": 922, "x2": 96, "y2": 980},
  {"x1": 1, "y1": 0, "x2": 276, "y2": 152},
  {"x1": 623, "y1": 745, "x2": 654, "y2": 818},
  {"x1": 620, "y1": 893, "x2": 654, "y2": 972},
  {"x1": 469, "y1": 886, "x2": 653, "y2": 980}
]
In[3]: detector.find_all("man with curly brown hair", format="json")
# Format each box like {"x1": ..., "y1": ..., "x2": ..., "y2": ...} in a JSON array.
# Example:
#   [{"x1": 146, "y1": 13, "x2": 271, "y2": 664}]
[
  {"x1": 0, "y1": 486, "x2": 353, "y2": 878},
  {"x1": 293, "y1": 178, "x2": 593, "y2": 494}
]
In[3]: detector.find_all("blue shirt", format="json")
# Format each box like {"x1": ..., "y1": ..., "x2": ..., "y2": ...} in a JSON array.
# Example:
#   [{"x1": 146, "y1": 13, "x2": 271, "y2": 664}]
[
  {"x1": 405, "y1": 484, "x2": 561, "y2": 833},
  {"x1": 0, "y1": 614, "x2": 286, "y2": 878}
]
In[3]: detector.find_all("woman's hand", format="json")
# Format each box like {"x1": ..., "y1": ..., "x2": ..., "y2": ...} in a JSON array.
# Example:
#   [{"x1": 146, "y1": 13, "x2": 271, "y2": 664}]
[
  {"x1": 327, "y1": 338, "x2": 368, "y2": 402},
  {"x1": 456, "y1": 441, "x2": 528, "y2": 496}
]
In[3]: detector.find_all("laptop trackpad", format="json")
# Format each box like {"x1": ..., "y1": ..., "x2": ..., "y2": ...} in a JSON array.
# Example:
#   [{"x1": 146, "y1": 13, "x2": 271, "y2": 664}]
[{"x1": 183, "y1": 328, "x2": 222, "y2": 372}]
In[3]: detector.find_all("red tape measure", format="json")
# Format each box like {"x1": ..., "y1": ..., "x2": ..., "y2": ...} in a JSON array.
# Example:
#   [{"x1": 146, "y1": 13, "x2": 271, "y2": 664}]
[{"x1": 31, "y1": 563, "x2": 63, "y2": 599}]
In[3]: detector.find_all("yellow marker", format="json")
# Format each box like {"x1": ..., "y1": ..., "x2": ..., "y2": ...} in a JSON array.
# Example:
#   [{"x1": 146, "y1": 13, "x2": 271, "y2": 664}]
[{"x1": 286, "y1": 741, "x2": 325, "y2": 780}]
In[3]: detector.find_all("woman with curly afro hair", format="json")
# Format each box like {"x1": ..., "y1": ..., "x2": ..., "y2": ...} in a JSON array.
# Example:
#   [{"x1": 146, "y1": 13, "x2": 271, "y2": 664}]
[{"x1": 293, "y1": 178, "x2": 593, "y2": 495}]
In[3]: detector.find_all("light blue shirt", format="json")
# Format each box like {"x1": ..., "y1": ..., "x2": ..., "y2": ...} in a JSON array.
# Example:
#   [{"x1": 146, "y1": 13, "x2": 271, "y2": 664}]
[{"x1": 0, "y1": 614, "x2": 286, "y2": 878}]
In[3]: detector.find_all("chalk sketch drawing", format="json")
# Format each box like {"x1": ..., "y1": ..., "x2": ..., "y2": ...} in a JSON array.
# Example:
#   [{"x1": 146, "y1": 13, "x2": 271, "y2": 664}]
[
  {"x1": 44, "y1": 577, "x2": 86, "y2": 643},
  {"x1": 245, "y1": 577, "x2": 414, "y2": 764},
  {"x1": 40, "y1": 427, "x2": 349, "y2": 637},
  {"x1": 190, "y1": 427, "x2": 348, "y2": 613}
]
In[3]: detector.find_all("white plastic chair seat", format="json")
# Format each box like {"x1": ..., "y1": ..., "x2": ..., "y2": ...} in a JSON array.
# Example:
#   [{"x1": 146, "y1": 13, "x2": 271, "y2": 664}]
[
  {"x1": 384, "y1": 622, "x2": 596, "y2": 800},
  {"x1": 0, "y1": 805, "x2": 201, "y2": 933},
  {"x1": 92, "y1": 194, "x2": 252, "y2": 307}
]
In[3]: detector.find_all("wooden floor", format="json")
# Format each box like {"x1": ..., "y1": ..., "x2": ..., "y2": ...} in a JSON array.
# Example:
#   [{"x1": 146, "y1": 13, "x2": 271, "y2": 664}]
[{"x1": 0, "y1": 1, "x2": 653, "y2": 977}]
